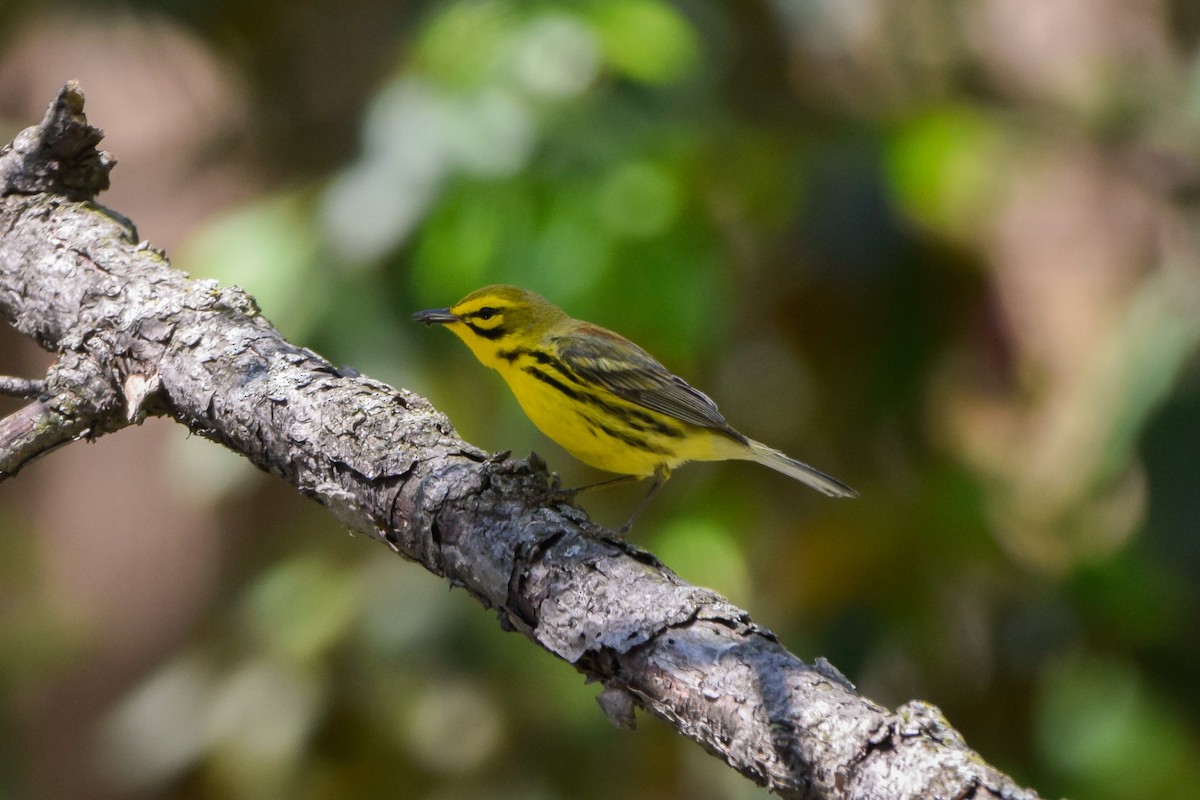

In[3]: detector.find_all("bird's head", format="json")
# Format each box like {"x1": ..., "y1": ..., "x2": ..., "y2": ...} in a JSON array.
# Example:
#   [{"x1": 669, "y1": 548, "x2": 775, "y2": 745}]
[{"x1": 412, "y1": 285, "x2": 567, "y2": 364}]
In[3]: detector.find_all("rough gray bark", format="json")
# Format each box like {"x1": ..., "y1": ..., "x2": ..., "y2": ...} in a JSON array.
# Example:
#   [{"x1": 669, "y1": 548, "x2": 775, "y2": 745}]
[{"x1": 0, "y1": 83, "x2": 1041, "y2": 800}]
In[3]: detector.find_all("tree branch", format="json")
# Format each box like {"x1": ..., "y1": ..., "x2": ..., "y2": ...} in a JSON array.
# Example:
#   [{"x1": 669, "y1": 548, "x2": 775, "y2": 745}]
[
  {"x1": 0, "y1": 376, "x2": 46, "y2": 397},
  {"x1": 0, "y1": 83, "x2": 1041, "y2": 800},
  {"x1": 0, "y1": 351, "x2": 125, "y2": 476}
]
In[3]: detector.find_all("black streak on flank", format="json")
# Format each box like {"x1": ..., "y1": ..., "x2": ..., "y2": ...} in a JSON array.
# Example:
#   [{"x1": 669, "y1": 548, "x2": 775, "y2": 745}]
[
  {"x1": 592, "y1": 417, "x2": 672, "y2": 455},
  {"x1": 528, "y1": 350, "x2": 587, "y2": 386},
  {"x1": 522, "y1": 366, "x2": 686, "y2": 440},
  {"x1": 522, "y1": 364, "x2": 583, "y2": 401},
  {"x1": 499, "y1": 347, "x2": 587, "y2": 387}
]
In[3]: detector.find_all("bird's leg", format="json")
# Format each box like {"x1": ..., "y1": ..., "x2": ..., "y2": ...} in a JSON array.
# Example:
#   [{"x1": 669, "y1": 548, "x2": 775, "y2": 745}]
[
  {"x1": 539, "y1": 467, "x2": 669, "y2": 535},
  {"x1": 617, "y1": 465, "x2": 670, "y2": 535},
  {"x1": 543, "y1": 473, "x2": 641, "y2": 503},
  {"x1": 559, "y1": 472, "x2": 643, "y2": 496}
]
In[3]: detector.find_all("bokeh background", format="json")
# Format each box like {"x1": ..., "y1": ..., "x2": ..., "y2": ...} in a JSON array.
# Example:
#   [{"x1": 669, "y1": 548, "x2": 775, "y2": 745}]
[{"x1": 2, "y1": 1, "x2": 1200, "y2": 798}]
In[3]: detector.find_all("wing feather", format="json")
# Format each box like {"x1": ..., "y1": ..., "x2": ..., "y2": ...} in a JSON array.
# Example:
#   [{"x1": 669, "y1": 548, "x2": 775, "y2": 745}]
[{"x1": 553, "y1": 325, "x2": 740, "y2": 435}]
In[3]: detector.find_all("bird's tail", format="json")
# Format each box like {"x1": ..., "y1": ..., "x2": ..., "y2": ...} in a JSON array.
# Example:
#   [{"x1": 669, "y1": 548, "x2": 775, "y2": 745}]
[{"x1": 746, "y1": 440, "x2": 857, "y2": 498}]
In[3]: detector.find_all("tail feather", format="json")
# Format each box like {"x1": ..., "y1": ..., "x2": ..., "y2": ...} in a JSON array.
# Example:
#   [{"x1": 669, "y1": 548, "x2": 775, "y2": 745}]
[{"x1": 746, "y1": 440, "x2": 857, "y2": 498}]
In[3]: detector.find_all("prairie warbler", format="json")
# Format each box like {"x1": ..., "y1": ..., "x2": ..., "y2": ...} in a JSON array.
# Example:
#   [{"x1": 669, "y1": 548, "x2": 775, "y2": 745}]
[{"x1": 414, "y1": 285, "x2": 855, "y2": 531}]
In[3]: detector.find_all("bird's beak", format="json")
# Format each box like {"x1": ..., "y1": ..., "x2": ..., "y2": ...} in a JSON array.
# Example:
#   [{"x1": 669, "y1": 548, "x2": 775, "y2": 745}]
[{"x1": 412, "y1": 308, "x2": 460, "y2": 325}]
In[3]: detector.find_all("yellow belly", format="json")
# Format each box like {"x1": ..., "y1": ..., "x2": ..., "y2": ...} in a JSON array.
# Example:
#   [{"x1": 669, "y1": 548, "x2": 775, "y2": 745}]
[{"x1": 495, "y1": 362, "x2": 743, "y2": 477}]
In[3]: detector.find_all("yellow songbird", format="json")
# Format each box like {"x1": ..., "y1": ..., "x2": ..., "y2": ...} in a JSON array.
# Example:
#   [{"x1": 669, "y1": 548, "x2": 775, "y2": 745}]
[{"x1": 414, "y1": 285, "x2": 855, "y2": 531}]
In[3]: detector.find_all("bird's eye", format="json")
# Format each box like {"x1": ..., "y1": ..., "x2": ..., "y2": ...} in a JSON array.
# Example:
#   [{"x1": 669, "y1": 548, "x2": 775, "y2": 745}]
[{"x1": 477, "y1": 307, "x2": 498, "y2": 321}]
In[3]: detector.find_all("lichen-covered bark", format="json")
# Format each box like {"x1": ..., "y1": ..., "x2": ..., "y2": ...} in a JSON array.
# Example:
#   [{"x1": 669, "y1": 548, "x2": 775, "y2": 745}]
[{"x1": 0, "y1": 83, "x2": 1041, "y2": 800}]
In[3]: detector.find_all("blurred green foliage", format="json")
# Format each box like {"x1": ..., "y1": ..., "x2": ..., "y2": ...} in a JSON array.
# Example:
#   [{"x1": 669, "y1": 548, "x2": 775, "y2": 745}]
[{"x1": 2, "y1": 0, "x2": 1200, "y2": 798}]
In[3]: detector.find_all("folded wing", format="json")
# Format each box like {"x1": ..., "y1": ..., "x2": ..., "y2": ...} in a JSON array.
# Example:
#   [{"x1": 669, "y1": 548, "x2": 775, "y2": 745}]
[{"x1": 553, "y1": 324, "x2": 743, "y2": 439}]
